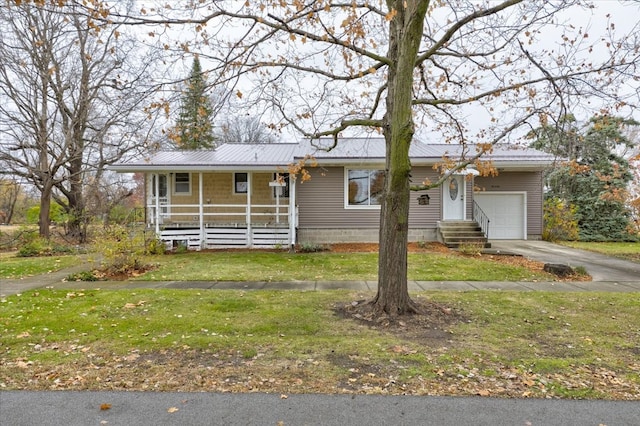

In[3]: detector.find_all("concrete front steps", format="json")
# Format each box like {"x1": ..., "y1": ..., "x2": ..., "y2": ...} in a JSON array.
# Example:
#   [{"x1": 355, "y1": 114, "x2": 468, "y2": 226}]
[{"x1": 437, "y1": 220, "x2": 490, "y2": 249}]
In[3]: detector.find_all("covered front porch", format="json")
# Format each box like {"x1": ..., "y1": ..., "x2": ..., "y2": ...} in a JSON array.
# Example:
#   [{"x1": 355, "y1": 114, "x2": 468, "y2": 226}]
[{"x1": 147, "y1": 170, "x2": 296, "y2": 249}]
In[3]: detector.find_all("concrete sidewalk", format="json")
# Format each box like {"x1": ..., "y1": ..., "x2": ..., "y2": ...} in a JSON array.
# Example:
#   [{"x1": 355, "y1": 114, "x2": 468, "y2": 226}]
[
  {"x1": 2, "y1": 263, "x2": 640, "y2": 297},
  {"x1": 3, "y1": 239, "x2": 640, "y2": 296},
  {"x1": 13, "y1": 277, "x2": 640, "y2": 294}
]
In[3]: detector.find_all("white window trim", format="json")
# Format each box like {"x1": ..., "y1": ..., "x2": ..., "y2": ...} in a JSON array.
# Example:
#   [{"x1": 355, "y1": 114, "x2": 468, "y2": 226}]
[
  {"x1": 173, "y1": 172, "x2": 191, "y2": 196},
  {"x1": 149, "y1": 173, "x2": 170, "y2": 219},
  {"x1": 150, "y1": 173, "x2": 168, "y2": 198},
  {"x1": 234, "y1": 172, "x2": 248, "y2": 194},
  {"x1": 344, "y1": 168, "x2": 383, "y2": 210}
]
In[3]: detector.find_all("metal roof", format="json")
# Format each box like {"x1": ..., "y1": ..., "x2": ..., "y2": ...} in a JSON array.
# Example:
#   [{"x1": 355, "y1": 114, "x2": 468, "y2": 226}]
[
  {"x1": 294, "y1": 137, "x2": 439, "y2": 160},
  {"x1": 110, "y1": 138, "x2": 556, "y2": 172},
  {"x1": 295, "y1": 138, "x2": 556, "y2": 166},
  {"x1": 110, "y1": 143, "x2": 299, "y2": 172}
]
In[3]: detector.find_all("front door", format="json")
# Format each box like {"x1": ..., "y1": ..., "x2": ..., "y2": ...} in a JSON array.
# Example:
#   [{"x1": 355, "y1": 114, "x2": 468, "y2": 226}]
[
  {"x1": 443, "y1": 175, "x2": 465, "y2": 220},
  {"x1": 150, "y1": 173, "x2": 169, "y2": 222}
]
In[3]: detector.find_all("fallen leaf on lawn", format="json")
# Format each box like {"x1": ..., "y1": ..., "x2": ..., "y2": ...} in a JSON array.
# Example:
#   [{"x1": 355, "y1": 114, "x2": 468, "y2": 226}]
[
  {"x1": 100, "y1": 403, "x2": 112, "y2": 411},
  {"x1": 124, "y1": 353, "x2": 140, "y2": 362},
  {"x1": 16, "y1": 331, "x2": 30, "y2": 339},
  {"x1": 167, "y1": 407, "x2": 179, "y2": 413}
]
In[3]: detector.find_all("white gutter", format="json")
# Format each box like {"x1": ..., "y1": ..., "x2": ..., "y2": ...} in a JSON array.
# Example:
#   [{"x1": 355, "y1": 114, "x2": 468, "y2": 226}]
[
  {"x1": 198, "y1": 172, "x2": 204, "y2": 249},
  {"x1": 246, "y1": 172, "x2": 252, "y2": 247},
  {"x1": 109, "y1": 165, "x2": 290, "y2": 173},
  {"x1": 289, "y1": 176, "x2": 297, "y2": 249},
  {"x1": 154, "y1": 172, "x2": 160, "y2": 234}
]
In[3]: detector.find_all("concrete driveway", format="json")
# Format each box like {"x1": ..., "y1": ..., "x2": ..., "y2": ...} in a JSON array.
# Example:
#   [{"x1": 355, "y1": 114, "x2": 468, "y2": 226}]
[{"x1": 489, "y1": 240, "x2": 640, "y2": 282}]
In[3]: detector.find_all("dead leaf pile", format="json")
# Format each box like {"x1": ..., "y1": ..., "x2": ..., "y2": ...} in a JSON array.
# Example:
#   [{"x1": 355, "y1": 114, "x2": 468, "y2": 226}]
[{"x1": 2, "y1": 347, "x2": 638, "y2": 399}]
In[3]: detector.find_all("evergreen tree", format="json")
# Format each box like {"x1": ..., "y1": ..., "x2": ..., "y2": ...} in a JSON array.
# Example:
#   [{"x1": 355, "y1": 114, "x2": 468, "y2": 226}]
[
  {"x1": 531, "y1": 115, "x2": 638, "y2": 241},
  {"x1": 173, "y1": 57, "x2": 216, "y2": 149}
]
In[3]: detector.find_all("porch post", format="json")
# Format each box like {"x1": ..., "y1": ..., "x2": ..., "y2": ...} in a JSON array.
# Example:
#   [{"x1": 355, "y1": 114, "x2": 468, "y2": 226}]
[
  {"x1": 154, "y1": 172, "x2": 160, "y2": 234},
  {"x1": 275, "y1": 188, "x2": 280, "y2": 224},
  {"x1": 198, "y1": 172, "x2": 204, "y2": 248},
  {"x1": 463, "y1": 178, "x2": 467, "y2": 220},
  {"x1": 289, "y1": 175, "x2": 296, "y2": 249},
  {"x1": 246, "y1": 172, "x2": 252, "y2": 247}
]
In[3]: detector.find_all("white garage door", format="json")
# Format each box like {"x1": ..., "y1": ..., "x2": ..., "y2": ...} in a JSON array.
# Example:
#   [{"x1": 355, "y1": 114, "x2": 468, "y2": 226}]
[{"x1": 474, "y1": 193, "x2": 526, "y2": 239}]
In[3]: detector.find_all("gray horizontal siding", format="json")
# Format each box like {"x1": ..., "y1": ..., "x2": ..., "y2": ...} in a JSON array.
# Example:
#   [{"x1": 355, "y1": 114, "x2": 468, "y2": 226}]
[
  {"x1": 474, "y1": 171, "x2": 544, "y2": 237},
  {"x1": 296, "y1": 166, "x2": 441, "y2": 229},
  {"x1": 297, "y1": 167, "x2": 379, "y2": 228},
  {"x1": 408, "y1": 166, "x2": 441, "y2": 227}
]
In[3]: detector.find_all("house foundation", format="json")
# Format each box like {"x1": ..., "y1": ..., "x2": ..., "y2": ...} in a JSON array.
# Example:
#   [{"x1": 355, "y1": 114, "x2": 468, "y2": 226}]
[{"x1": 296, "y1": 228, "x2": 438, "y2": 245}]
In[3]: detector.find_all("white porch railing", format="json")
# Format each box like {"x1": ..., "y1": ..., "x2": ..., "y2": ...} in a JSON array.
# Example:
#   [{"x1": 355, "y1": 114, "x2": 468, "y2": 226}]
[
  {"x1": 148, "y1": 203, "x2": 291, "y2": 249},
  {"x1": 147, "y1": 203, "x2": 290, "y2": 225}
]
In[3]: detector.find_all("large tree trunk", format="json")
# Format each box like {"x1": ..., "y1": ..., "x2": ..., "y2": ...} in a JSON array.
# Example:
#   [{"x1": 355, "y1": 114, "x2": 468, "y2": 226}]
[
  {"x1": 66, "y1": 203, "x2": 87, "y2": 243},
  {"x1": 374, "y1": 143, "x2": 413, "y2": 314},
  {"x1": 66, "y1": 156, "x2": 87, "y2": 243},
  {"x1": 371, "y1": 0, "x2": 428, "y2": 315},
  {"x1": 39, "y1": 183, "x2": 52, "y2": 239}
]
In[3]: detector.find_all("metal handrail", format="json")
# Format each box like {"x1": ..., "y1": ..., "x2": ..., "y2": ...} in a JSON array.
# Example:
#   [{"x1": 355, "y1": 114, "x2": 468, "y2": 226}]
[{"x1": 473, "y1": 201, "x2": 490, "y2": 238}]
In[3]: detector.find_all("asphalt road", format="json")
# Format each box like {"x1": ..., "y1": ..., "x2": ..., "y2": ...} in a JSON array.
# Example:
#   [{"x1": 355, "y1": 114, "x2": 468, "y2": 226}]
[{"x1": 2, "y1": 391, "x2": 640, "y2": 426}]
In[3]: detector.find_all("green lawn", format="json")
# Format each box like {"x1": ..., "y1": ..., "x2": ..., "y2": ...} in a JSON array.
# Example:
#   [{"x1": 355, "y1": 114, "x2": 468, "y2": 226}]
[
  {"x1": 140, "y1": 251, "x2": 553, "y2": 282},
  {"x1": 1, "y1": 288, "x2": 638, "y2": 398},
  {"x1": 0, "y1": 253, "x2": 79, "y2": 279},
  {"x1": 560, "y1": 241, "x2": 640, "y2": 262}
]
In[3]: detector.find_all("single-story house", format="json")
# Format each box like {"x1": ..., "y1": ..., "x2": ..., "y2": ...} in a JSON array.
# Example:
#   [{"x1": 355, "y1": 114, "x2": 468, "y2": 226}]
[{"x1": 110, "y1": 138, "x2": 555, "y2": 249}]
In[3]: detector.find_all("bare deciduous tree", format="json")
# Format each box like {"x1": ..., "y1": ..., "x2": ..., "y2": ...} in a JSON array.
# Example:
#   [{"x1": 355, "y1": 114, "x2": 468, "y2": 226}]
[
  {"x1": 36, "y1": 1, "x2": 639, "y2": 315},
  {"x1": 0, "y1": 1, "x2": 159, "y2": 241},
  {"x1": 217, "y1": 116, "x2": 277, "y2": 145}
]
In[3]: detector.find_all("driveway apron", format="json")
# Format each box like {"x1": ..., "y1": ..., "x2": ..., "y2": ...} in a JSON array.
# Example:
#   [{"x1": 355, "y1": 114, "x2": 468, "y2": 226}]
[{"x1": 489, "y1": 240, "x2": 640, "y2": 282}]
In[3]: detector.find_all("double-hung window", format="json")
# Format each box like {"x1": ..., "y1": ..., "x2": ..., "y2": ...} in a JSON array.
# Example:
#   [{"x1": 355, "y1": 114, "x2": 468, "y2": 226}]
[
  {"x1": 174, "y1": 173, "x2": 191, "y2": 195},
  {"x1": 346, "y1": 169, "x2": 385, "y2": 208},
  {"x1": 234, "y1": 173, "x2": 248, "y2": 194}
]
